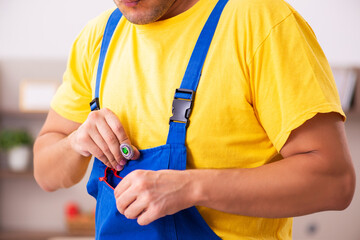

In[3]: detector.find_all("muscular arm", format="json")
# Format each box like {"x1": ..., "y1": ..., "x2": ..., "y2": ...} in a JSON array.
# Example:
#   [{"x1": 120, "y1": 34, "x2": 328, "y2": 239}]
[
  {"x1": 114, "y1": 113, "x2": 356, "y2": 225},
  {"x1": 34, "y1": 109, "x2": 88, "y2": 191},
  {"x1": 193, "y1": 113, "x2": 355, "y2": 217}
]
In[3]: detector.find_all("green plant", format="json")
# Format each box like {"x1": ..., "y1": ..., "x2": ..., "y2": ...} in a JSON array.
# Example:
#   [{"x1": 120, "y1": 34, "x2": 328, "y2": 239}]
[{"x1": 0, "y1": 129, "x2": 33, "y2": 151}]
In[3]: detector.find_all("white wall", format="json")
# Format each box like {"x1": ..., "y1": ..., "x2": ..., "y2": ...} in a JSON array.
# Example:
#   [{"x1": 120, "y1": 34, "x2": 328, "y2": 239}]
[
  {"x1": 0, "y1": 0, "x2": 359, "y2": 65},
  {"x1": 286, "y1": 0, "x2": 360, "y2": 66},
  {"x1": 0, "y1": 0, "x2": 114, "y2": 59}
]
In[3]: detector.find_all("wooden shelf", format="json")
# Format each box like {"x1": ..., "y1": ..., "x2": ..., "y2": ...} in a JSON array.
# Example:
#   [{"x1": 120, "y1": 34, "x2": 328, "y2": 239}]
[
  {"x1": 0, "y1": 110, "x2": 47, "y2": 119},
  {"x1": 0, "y1": 169, "x2": 34, "y2": 179},
  {"x1": 0, "y1": 231, "x2": 94, "y2": 240}
]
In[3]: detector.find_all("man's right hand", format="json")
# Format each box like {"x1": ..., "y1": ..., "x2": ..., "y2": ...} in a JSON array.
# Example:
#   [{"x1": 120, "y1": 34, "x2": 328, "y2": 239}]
[{"x1": 68, "y1": 108, "x2": 140, "y2": 171}]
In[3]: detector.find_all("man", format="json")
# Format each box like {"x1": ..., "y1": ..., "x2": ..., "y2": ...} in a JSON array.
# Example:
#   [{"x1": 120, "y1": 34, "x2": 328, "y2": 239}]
[{"x1": 34, "y1": 0, "x2": 356, "y2": 239}]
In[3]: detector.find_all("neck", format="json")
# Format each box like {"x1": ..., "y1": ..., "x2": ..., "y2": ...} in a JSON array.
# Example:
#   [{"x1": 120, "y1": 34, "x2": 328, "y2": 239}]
[{"x1": 159, "y1": 0, "x2": 200, "y2": 21}]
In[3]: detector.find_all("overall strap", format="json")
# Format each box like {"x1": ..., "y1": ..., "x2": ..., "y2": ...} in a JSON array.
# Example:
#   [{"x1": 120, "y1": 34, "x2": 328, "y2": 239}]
[
  {"x1": 90, "y1": 9, "x2": 123, "y2": 111},
  {"x1": 166, "y1": 0, "x2": 229, "y2": 145}
]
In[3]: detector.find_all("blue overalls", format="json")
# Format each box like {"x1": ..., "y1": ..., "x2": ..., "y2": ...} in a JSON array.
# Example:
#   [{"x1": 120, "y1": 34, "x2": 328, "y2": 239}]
[{"x1": 87, "y1": 0, "x2": 228, "y2": 239}]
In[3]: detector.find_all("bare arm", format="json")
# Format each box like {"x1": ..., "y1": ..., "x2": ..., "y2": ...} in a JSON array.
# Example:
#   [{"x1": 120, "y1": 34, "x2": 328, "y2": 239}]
[
  {"x1": 34, "y1": 109, "x2": 84, "y2": 191},
  {"x1": 34, "y1": 108, "x2": 139, "y2": 192},
  {"x1": 114, "y1": 113, "x2": 356, "y2": 225},
  {"x1": 193, "y1": 113, "x2": 355, "y2": 217}
]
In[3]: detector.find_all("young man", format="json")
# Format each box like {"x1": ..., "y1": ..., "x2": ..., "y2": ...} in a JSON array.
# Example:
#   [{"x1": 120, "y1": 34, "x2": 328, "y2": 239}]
[{"x1": 34, "y1": 0, "x2": 355, "y2": 239}]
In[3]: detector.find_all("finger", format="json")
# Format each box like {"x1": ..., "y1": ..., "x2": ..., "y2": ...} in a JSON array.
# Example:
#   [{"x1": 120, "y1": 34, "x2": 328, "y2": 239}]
[
  {"x1": 103, "y1": 108, "x2": 140, "y2": 160},
  {"x1": 116, "y1": 193, "x2": 138, "y2": 217},
  {"x1": 89, "y1": 127, "x2": 118, "y2": 169},
  {"x1": 115, "y1": 187, "x2": 137, "y2": 215},
  {"x1": 137, "y1": 207, "x2": 164, "y2": 226},
  {"x1": 69, "y1": 129, "x2": 91, "y2": 157},
  {"x1": 103, "y1": 108, "x2": 129, "y2": 143},
  {"x1": 130, "y1": 145, "x2": 141, "y2": 160},
  {"x1": 114, "y1": 176, "x2": 131, "y2": 199},
  {"x1": 83, "y1": 136, "x2": 112, "y2": 167},
  {"x1": 70, "y1": 127, "x2": 112, "y2": 167},
  {"x1": 96, "y1": 118, "x2": 123, "y2": 164},
  {"x1": 123, "y1": 197, "x2": 147, "y2": 220}
]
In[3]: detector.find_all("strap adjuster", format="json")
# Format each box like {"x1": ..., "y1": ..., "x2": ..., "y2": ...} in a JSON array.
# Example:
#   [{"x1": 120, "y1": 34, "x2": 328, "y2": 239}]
[
  {"x1": 169, "y1": 88, "x2": 195, "y2": 127},
  {"x1": 90, "y1": 98, "x2": 100, "y2": 111}
]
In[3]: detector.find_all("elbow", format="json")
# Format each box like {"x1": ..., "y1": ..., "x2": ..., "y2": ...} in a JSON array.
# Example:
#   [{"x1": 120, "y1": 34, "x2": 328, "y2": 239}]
[
  {"x1": 34, "y1": 159, "x2": 83, "y2": 192},
  {"x1": 331, "y1": 166, "x2": 356, "y2": 211},
  {"x1": 33, "y1": 166, "x2": 57, "y2": 192},
  {"x1": 338, "y1": 171, "x2": 356, "y2": 210},
  {"x1": 34, "y1": 177, "x2": 56, "y2": 193},
  {"x1": 33, "y1": 139, "x2": 64, "y2": 192},
  {"x1": 33, "y1": 142, "x2": 51, "y2": 192},
  {"x1": 37, "y1": 182, "x2": 57, "y2": 193},
  {"x1": 33, "y1": 150, "x2": 56, "y2": 192},
  {"x1": 33, "y1": 152, "x2": 60, "y2": 192}
]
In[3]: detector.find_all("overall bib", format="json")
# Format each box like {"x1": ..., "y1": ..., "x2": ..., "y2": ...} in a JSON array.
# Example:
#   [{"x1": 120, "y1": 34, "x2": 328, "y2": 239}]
[{"x1": 87, "y1": 0, "x2": 228, "y2": 239}]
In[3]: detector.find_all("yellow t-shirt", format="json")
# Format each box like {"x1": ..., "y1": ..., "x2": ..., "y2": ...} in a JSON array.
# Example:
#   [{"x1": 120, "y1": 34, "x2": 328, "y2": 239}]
[{"x1": 51, "y1": 0, "x2": 344, "y2": 239}]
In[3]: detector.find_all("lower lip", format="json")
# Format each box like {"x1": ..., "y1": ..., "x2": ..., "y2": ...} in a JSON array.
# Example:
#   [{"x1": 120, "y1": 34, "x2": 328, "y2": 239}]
[{"x1": 124, "y1": 1, "x2": 139, "y2": 7}]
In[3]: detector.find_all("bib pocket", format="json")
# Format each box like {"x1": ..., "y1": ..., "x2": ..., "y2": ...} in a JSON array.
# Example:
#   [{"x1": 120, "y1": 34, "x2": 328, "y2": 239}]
[
  {"x1": 96, "y1": 179, "x2": 177, "y2": 240},
  {"x1": 88, "y1": 145, "x2": 221, "y2": 239}
]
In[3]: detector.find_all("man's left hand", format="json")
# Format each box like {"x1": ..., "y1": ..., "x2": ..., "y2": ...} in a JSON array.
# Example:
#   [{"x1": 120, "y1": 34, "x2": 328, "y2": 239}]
[{"x1": 114, "y1": 169, "x2": 197, "y2": 225}]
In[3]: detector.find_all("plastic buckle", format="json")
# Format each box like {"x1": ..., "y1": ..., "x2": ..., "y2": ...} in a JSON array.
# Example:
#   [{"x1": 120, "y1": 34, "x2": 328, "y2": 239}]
[
  {"x1": 90, "y1": 98, "x2": 100, "y2": 111},
  {"x1": 169, "y1": 88, "x2": 195, "y2": 128}
]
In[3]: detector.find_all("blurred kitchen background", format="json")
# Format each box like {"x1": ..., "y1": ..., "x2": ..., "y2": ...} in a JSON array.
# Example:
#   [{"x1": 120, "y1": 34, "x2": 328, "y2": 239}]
[{"x1": 0, "y1": 0, "x2": 359, "y2": 239}]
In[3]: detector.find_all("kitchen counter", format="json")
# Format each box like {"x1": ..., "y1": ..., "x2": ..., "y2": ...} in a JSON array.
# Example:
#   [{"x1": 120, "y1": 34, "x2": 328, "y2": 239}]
[{"x1": 0, "y1": 231, "x2": 94, "y2": 240}]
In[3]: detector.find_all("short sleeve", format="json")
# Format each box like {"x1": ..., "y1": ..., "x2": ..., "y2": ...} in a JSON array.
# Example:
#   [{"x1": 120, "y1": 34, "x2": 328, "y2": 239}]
[
  {"x1": 249, "y1": 10, "x2": 345, "y2": 152},
  {"x1": 51, "y1": 10, "x2": 113, "y2": 123}
]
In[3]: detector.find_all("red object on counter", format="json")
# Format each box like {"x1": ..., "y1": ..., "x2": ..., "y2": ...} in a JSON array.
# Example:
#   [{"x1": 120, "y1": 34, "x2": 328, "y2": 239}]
[{"x1": 65, "y1": 202, "x2": 80, "y2": 218}]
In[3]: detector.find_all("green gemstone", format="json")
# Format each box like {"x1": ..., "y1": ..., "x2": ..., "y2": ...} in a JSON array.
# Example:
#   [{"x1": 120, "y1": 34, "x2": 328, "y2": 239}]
[{"x1": 122, "y1": 147, "x2": 129, "y2": 155}]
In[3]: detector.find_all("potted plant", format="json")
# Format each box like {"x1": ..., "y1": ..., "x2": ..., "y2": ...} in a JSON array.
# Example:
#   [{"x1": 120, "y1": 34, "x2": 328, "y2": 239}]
[{"x1": 0, "y1": 129, "x2": 33, "y2": 172}]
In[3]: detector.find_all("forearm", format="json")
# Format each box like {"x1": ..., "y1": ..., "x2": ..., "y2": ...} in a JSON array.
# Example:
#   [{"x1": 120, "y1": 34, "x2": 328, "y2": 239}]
[
  {"x1": 113, "y1": 114, "x2": 354, "y2": 225},
  {"x1": 191, "y1": 152, "x2": 354, "y2": 218},
  {"x1": 33, "y1": 132, "x2": 91, "y2": 192}
]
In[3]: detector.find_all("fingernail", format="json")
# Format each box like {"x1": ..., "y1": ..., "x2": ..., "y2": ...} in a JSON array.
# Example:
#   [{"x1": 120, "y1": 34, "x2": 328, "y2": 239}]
[
  {"x1": 116, "y1": 165, "x2": 122, "y2": 171},
  {"x1": 120, "y1": 159, "x2": 127, "y2": 165}
]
